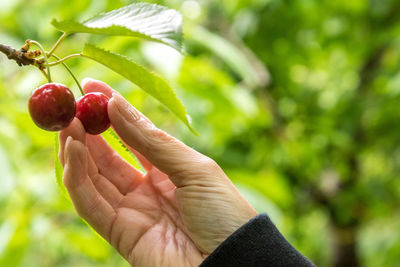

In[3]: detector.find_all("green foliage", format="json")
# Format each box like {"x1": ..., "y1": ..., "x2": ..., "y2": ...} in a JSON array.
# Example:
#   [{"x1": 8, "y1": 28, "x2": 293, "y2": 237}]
[
  {"x1": 102, "y1": 128, "x2": 142, "y2": 171},
  {"x1": 54, "y1": 133, "x2": 69, "y2": 199},
  {"x1": 52, "y1": 3, "x2": 183, "y2": 52},
  {"x1": 189, "y1": 26, "x2": 266, "y2": 88},
  {"x1": 1, "y1": 0, "x2": 400, "y2": 266},
  {"x1": 82, "y1": 43, "x2": 195, "y2": 133}
]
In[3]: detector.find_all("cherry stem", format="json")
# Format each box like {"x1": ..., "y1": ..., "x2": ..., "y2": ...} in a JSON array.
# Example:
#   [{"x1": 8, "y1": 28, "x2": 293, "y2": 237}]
[
  {"x1": 47, "y1": 32, "x2": 68, "y2": 58},
  {"x1": 39, "y1": 69, "x2": 49, "y2": 80},
  {"x1": 29, "y1": 40, "x2": 51, "y2": 82},
  {"x1": 51, "y1": 54, "x2": 85, "y2": 96},
  {"x1": 48, "y1": 53, "x2": 83, "y2": 66}
]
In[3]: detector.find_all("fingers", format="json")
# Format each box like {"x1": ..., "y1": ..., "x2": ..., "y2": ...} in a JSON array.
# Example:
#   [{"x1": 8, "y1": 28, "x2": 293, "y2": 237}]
[
  {"x1": 82, "y1": 78, "x2": 113, "y2": 98},
  {"x1": 59, "y1": 118, "x2": 98, "y2": 176},
  {"x1": 81, "y1": 77, "x2": 225, "y2": 188},
  {"x1": 59, "y1": 118, "x2": 86, "y2": 166},
  {"x1": 63, "y1": 136, "x2": 116, "y2": 239},
  {"x1": 86, "y1": 134, "x2": 144, "y2": 194},
  {"x1": 60, "y1": 119, "x2": 124, "y2": 207},
  {"x1": 108, "y1": 93, "x2": 224, "y2": 188},
  {"x1": 82, "y1": 78, "x2": 153, "y2": 171}
]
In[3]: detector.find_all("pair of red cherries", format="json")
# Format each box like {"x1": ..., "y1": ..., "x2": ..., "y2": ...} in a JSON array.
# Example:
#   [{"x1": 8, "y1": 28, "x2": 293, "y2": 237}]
[{"x1": 29, "y1": 83, "x2": 110, "y2": 135}]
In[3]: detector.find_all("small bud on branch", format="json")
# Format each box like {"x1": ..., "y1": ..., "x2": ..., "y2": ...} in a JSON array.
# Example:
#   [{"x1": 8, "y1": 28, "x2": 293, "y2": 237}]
[{"x1": 25, "y1": 50, "x2": 43, "y2": 59}]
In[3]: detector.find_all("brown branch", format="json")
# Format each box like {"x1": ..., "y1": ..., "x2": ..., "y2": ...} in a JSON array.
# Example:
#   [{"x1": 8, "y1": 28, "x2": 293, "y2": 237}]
[
  {"x1": 0, "y1": 43, "x2": 35, "y2": 66},
  {"x1": 341, "y1": 43, "x2": 388, "y2": 189},
  {"x1": 357, "y1": 44, "x2": 388, "y2": 93},
  {"x1": 215, "y1": 20, "x2": 270, "y2": 89}
]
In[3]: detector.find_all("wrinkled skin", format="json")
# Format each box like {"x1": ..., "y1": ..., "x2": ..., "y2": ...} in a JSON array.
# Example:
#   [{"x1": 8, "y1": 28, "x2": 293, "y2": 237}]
[{"x1": 59, "y1": 78, "x2": 257, "y2": 267}]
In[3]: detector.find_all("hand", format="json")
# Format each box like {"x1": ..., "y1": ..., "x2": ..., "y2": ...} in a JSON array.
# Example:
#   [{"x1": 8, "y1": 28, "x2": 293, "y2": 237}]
[{"x1": 59, "y1": 78, "x2": 257, "y2": 267}]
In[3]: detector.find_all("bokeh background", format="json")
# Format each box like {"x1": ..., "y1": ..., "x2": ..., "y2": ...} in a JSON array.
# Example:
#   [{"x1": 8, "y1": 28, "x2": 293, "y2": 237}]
[{"x1": 1, "y1": 0, "x2": 400, "y2": 266}]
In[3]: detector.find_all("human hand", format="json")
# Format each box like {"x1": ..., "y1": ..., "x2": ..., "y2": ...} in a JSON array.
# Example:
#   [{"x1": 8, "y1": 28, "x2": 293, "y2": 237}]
[{"x1": 58, "y1": 78, "x2": 257, "y2": 267}]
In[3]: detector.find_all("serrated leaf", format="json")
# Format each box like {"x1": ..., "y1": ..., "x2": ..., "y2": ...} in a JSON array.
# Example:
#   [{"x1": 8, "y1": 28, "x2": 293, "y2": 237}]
[
  {"x1": 51, "y1": 3, "x2": 183, "y2": 52},
  {"x1": 54, "y1": 133, "x2": 69, "y2": 199},
  {"x1": 102, "y1": 128, "x2": 143, "y2": 171},
  {"x1": 82, "y1": 43, "x2": 196, "y2": 134}
]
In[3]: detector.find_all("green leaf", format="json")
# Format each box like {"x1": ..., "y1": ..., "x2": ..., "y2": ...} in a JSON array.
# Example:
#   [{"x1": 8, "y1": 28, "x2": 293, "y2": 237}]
[
  {"x1": 82, "y1": 43, "x2": 196, "y2": 134},
  {"x1": 102, "y1": 128, "x2": 143, "y2": 171},
  {"x1": 51, "y1": 3, "x2": 183, "y2": 52},
  {"x1": 54, "y1": 133, "x2": 69, "y2": 199}
]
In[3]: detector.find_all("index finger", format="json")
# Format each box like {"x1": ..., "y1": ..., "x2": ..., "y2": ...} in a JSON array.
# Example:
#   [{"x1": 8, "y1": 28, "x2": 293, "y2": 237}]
[
  {"x1": 81, "y1": 78, "x2": 113, "y2": 98},
  {"x1": 108, "y1": 93, "x2": 224, "y2": 188},
  {"x1": 82, "y1": 78, "x2": 226, "y2": 188},
  {"x1": 81, "y1": 78, "x2": 153, "y2": 171}
]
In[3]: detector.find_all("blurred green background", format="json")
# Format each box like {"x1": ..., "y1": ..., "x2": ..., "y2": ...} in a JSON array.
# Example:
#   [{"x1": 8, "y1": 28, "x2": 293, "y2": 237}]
[{"x1": 1, "y1": 0, "x2": 400, "y2": 266}]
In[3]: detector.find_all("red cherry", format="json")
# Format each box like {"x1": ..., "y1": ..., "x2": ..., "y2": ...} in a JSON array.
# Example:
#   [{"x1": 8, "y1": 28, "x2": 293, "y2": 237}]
[
  {"x1": 28, "y1": 83, "x2": 76, "y2": 131},
  {"x1": 75, "y1": 92, "x2": 110, "y2": 135}
]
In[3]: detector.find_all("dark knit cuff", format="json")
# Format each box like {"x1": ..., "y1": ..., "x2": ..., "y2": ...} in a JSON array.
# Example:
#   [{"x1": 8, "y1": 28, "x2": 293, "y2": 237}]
[{"x1": 199, "y1": 214, "x2": 316, "y2": 267}]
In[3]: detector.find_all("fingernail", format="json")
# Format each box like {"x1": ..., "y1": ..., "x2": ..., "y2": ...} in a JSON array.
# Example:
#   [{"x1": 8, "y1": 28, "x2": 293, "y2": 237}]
[
  {"x1": 81, "y1": 77, "x2": 95, "y2": 87},
  {"x1": 112, "y1": 92, "x2": 121, "y2": 98},
  {"x1": 66, "y1": 136, "x2": 74, "y2": 145},
  {"x1": 112, "y1": 93, "x2": 140, "y2": 121},
  {"x1": 65, "y1": 136, "x2": 74, "y2": 161}
]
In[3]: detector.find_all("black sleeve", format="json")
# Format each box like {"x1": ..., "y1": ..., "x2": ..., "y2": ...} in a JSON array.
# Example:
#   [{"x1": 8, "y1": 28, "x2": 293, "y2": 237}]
[{"x1": 199, "y1": 214, "x2": 316, "y2": 267}]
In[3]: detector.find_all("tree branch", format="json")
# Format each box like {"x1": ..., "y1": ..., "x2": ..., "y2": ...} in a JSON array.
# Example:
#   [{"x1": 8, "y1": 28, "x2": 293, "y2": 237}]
[{"x1": 0, "y1": 43, "x2": 35, "y2": 66}]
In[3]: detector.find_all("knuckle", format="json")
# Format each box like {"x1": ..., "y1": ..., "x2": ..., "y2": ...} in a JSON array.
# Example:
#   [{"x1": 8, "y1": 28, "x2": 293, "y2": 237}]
[
  {"x1": 144, "y1": 127, "x2": 175, "y2": 153},
  {"x1": 77, "y1": 194, "x2": 101, "y2": 218},
  {"x1": 196, "y1": 156, "x2": 222, "y2": 173}
]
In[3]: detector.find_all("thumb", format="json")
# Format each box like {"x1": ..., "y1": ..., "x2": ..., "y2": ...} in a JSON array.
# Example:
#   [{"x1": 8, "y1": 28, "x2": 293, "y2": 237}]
[{"x1": 108, "y1": 93, "x2": 224, "y2": 188}]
